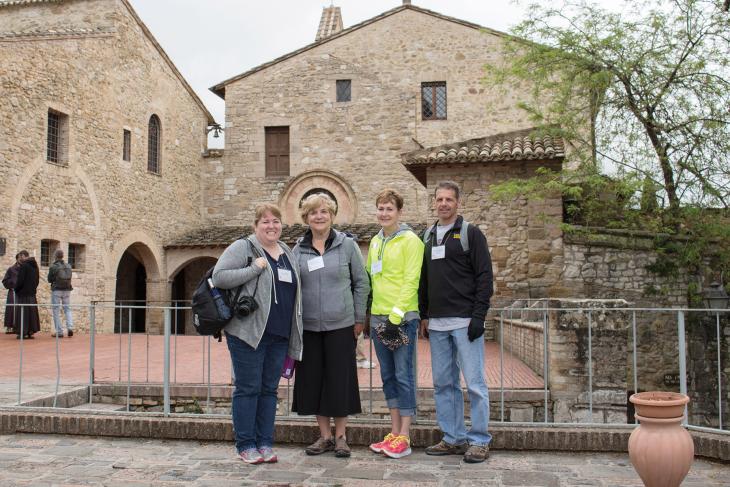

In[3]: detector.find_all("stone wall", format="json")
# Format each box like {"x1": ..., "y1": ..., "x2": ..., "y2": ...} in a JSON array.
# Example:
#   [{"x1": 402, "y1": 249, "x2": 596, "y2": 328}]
[
  {"x1": 687, "y1": 312, "x2": 730, "y2": 429},
  {"x1": 427, "y1": 163, "x2": 563, "y2": 300},
  {"x1": 212, "y1": 7, "x2": 552, "y2": 227},
  {"x1": 0, "y1": 0, "x2": 211, "y2": 332},
  {"x1": 562, "y1": 229, "x2": 690, "y2": 395},
  {"x1": 548, "y1": 299, "x2": 631, "y2": 424}
]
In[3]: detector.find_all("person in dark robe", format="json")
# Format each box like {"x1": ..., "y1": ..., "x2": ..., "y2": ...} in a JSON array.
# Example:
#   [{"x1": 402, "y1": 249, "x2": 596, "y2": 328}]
[
  {"x1": 13, "y1": 250, "x2": 40, "y2": 339},
  {"x1": 2, "y1": 253, "x2": 23, "y2": 334}
]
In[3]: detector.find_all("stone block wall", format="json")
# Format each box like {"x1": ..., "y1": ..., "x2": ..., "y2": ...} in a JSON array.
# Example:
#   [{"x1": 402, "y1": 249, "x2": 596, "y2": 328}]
[
  {"x1": 499, "y1": 318, "x2": 545, "y2": 377},
  {"x1": 428, "y1": 163, "x2": 563, "y2": 299},
  {"x1": 548, "y1": 299, "x2": 631, "y2": 424},
  {"x1": 687, "y1": 312, "x2": 730, "y2": 429}
]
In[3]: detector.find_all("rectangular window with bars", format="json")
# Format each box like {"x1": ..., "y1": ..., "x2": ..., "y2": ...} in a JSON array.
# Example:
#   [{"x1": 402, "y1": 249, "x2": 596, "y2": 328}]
[
  {"x1": 47, "y1": 111, "x2": 60, "y2": 162},
  {"x1": 336, "y1": 79, "x2": 351, "y2": 102},
  {"x1": 40, "y1": 239, "x2": 59, "y2": 267},
  {"x1": 68, "y1": 243, "x2": 85, "y2": 270},
  {"x1": 123, "y1": 129, "x2": 131, "y2": 162},
  {"x1": 421, "y1": 81, "x2": 447, "y2": 120},
  {"x1": 47, "y1": 109, "x2": 69, "y2": 164}
]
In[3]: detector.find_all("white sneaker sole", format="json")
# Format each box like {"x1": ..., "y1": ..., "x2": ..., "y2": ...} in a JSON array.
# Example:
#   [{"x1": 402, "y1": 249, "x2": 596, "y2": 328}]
[{"x1": 383, "y1": 447, "x2": 412, "y2": 459}]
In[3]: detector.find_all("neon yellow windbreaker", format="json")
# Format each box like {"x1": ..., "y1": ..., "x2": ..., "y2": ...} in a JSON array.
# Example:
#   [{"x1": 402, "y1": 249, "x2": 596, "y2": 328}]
[{"x1": 366, "y1": 226, "x2": 424, "y2": 324}]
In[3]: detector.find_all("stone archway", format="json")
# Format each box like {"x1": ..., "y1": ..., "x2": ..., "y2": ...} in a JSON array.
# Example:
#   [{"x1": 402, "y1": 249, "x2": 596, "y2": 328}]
[
  {"x1": 279, "y1": 170, "x2": 357, "y2": 224},
  {"x1": 170, "y1": 256, "x2": 217, "y2": 335},
  {"x1": 114, "y1": 242, "x2": 160, "y2": 333}
]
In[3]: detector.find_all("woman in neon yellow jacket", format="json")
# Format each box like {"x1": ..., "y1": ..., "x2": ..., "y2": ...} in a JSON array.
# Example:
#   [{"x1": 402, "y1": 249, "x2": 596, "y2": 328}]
[{"x1": 366, "y1": 188, "x2": 424, "y2": 459}]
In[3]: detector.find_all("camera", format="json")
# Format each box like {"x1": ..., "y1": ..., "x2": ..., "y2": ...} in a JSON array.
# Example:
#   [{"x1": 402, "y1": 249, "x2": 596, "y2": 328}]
[{"x1": 234, "y1": 295, "x2": 259, "y2": 317}]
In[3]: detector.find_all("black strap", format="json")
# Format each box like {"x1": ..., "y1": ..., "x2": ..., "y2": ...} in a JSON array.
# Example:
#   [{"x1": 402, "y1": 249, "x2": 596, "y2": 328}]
[{"x1": 227, "y1": 238, "x2": 261, "y2": 306}]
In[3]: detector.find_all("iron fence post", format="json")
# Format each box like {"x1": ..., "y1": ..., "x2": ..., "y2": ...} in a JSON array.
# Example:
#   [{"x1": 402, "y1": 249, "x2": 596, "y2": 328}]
[
  {"x1": 678, "y1": 310, "x2": 688, "y2": 425},
  {"x1": 163, "y1": 307, "x2": 171, "y2": 416}
]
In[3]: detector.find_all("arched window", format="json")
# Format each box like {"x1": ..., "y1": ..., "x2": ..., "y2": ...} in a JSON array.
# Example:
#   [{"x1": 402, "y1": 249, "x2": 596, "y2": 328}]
[
  {"x1": 147, "y1": 115, "x2": 161, "y2": 174},
  {"x1": 299, "y1": 188, "x2": 338, "y2": 209}
]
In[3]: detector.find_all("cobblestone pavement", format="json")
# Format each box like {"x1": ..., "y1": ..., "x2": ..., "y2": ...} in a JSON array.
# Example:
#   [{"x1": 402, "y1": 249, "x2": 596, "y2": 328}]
[{"x1": 0, "y1": 433, "x2": 727, "y2": 486}]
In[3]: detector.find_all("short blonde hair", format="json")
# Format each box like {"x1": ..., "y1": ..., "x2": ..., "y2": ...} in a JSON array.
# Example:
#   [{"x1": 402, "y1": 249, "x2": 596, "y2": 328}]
[
  {"x1": 375, "y1": 188, "x2": 404, "y2": 210},
  {"x1": 300, "y1": 193, "x2": 337, "y2": 223},
  {"x1": 254, "y1": 203, "x2": 282, "y2": 225}
]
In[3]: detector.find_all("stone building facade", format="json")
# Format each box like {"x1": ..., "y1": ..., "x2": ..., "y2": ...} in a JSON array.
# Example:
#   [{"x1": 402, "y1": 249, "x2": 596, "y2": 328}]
[
  {"x1": 207, "y1": 4, "x2": 554, "y2": 227},
  {"x1": 0, "y1": 0, "x2": 214, "y2": 332}
]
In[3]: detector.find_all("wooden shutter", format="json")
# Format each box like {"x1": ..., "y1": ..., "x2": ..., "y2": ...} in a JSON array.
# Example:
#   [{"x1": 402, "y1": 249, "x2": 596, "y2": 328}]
[{"x1": 265, "y1": 126, "x2": 290, "y2": 177}]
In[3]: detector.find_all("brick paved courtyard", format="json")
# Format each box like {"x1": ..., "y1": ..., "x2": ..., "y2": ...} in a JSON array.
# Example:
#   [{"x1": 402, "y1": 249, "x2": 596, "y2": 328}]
[
  {"x1": 0, "y1": 433, "x2": 728, "y2": 486},
  {"x1": 0, "y1": 332, "x2": 543, "y2": 390}
]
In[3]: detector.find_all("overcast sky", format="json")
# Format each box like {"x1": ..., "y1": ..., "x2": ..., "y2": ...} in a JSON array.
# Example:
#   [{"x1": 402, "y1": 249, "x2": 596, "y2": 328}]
[{"x1": 126, "y1": 0, "x2": 624, "y2": 148}]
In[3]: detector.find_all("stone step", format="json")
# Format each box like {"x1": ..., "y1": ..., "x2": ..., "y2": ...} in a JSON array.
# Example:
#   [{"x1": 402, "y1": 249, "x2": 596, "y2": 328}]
[{"x1": 69, "y1": 402, "x2": 127, "y2": 412}]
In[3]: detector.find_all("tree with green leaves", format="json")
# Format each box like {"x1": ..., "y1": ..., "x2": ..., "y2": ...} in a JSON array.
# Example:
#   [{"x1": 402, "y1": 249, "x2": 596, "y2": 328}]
[{"x1": 488, "y1": 0, "x2": 730, "y2": 223}]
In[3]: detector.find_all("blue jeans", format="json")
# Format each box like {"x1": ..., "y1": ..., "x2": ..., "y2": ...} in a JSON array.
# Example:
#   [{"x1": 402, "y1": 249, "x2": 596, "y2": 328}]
[
  {"x1": 429, "y1": 327, "x2": 491, "y2": 446},
  {"x1": 226, "y1": 332, "x2": 288, "y2": 452},
  {"x1": 51, "y1": 290, "x2": 74, "y2": 333},
  {"x1": 371, "y1": 317, "x2": 418, "y2": 416}
]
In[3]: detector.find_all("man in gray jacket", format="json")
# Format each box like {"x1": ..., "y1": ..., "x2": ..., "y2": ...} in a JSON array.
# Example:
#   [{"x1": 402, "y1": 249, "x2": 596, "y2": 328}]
[{"x1": 48, "y1": 249, "x2": 74, "y2": 338}]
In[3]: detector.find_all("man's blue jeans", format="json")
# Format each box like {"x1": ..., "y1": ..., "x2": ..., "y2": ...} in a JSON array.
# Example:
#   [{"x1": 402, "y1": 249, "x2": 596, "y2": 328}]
[
  {"x1": 371, "y1": 317, "x2": 418, "y2": 416},
  {"x1": 226, "y1": 332, "x2": 288, "y2": 452},
  {"x1": 429, "y1": 327, "x2": 492, "y2": 446},
  {"x1": 51, "y1": 290, "x2": 73, "y2": 334}
]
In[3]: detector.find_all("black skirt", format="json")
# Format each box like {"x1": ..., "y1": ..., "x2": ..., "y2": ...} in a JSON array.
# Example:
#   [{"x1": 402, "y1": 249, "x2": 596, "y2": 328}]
[{"x1": 292, "y1": 326, "x2": 362, "y2": 417}]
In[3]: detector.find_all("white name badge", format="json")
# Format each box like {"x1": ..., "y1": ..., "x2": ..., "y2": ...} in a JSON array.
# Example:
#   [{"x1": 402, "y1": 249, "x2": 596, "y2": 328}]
[
  {"x1": 371, "y1": 260, "x2": 383, "y2": 275},
  {"x1": 277, "y1": 268, "x2": 293, "y2": 283},
  {"x1": 307, "y1": 256, "x2": 325, "y2": 272},
  {"x1": 431, "y1": 245, "x2": 446, "y2": 260}
]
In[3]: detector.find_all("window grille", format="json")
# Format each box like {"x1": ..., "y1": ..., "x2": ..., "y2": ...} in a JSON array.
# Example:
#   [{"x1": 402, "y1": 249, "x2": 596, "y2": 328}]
[
  {"x1": 40, "y1": 239, "x2": 58, "y2": 267},
  {"x1": 148, "y1": 115, "x2": 161, "y2": 174},
  {"x1": 336, "y1": 79, "x2": 351, "y2": 102},
  {"x1": 123, "y1": 129, "x2": 131, "y2": 162},
  {"x1": 68, "y1": 243, "x2": 85, "y2": 269},
  {"x1": 421, "y1": 82, "x2": 447, "y2": 120},
  {"x1": 47, "y1": 111, "x2": 60, "y2": 163}
]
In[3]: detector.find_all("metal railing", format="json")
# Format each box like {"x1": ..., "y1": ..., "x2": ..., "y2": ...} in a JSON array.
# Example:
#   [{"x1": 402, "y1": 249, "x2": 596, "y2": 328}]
[{"x1": 0, "y1": 302, "x2": 728, "y2": 435}]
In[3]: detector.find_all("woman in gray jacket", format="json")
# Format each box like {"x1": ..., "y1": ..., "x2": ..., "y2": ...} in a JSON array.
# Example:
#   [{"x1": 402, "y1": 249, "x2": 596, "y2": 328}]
[
  {"x1": 292, "y1": 193, "x2": 370, "y2": 458},
  {"x1": 212, "y1": 203, "x2": 303, "y2": 465}
]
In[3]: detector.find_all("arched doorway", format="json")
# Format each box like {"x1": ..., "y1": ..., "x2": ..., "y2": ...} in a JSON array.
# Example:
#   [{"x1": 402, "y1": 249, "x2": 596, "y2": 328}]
[
  {"x1": 114, "y1": 246, "x2": 150, "y2": 333},
  {"x1": 171, "y1": 256, "x2": 217, "y2": 335}
]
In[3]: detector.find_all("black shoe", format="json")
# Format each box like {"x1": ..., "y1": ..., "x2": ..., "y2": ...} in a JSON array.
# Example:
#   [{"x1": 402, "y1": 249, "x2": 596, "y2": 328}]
[{"x1": 67, "y1": 330, "x2": 73, "y2": 337}]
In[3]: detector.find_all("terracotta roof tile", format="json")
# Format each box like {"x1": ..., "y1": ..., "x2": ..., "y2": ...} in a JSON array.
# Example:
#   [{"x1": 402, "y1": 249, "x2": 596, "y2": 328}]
[
  {"x1": 402, "y1": 128, "x2": 565, "y2": 167},
  {"x1": 164, "y1": 223, "x2": 428, "y2": 249}
]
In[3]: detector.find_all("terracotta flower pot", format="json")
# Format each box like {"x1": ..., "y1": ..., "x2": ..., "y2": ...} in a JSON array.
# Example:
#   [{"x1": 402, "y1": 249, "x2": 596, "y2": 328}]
[
  {"x1": 630, "y1": 391, "x2": 689, "y2": 418},
  {"x1": 628, "y1": 392, "x2": 694, "y2": 487}
]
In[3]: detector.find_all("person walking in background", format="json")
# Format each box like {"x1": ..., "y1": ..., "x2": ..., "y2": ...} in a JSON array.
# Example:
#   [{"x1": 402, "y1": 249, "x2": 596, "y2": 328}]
[
  {"x1": 292, "y1": 193, "x2": 369, "y2": 458},
  {"x1": 48, "y1": 249, "x2": 74, "y2": 338},
  {"x1": 2, "y1": 252, "x2": 23, "y2": 335},
  {"x1": 366, "y1": 188, "x2": 424, "y2": 459},
  {"x1": 13, "y1": 250, "x2": 40, "y2": 340},
  {"x1": 419, "y1": 181, "x2": 494, "y2": 464},
  {"x1": 212, "y1": 204, "x2": 303, "y2": 465}
]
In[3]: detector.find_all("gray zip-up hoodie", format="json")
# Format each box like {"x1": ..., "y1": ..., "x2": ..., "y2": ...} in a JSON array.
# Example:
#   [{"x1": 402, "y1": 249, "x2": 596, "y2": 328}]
[
  {"x1": 293, "y1": 229, "x2": 370, "y2": 332},
  {"x1": 211, "y1": 234, "x2": 303, "y2": 361}
]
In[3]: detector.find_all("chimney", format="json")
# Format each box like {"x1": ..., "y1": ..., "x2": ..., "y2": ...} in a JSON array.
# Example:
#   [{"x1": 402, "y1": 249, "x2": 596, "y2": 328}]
[
  {"x1": 403, "y1": 0, "x2": 411, "y2": 4},
  {"x1": 315, "y1": 6, "x2": 343, "y2": 41}
]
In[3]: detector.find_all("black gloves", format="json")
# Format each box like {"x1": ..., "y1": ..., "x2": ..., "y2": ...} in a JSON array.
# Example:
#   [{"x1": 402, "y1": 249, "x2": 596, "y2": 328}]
[
  {"x1": 381, "y1": 319, "x2": 401, "y2": 341},
  {"x1": 468, "y1": 317, "x2": 485, "y2": 342}
]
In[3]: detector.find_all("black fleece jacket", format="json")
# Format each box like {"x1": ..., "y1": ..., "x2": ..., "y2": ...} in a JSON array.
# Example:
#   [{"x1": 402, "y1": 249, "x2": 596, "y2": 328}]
[{"x1": 418, "y1": 216, "x2": 493, "y2": 321}]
